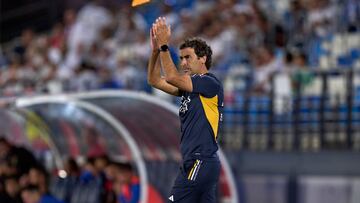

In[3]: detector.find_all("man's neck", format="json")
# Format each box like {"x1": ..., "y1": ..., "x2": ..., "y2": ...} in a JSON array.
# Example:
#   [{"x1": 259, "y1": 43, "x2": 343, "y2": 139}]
[{"x1": 198, "y1": 68, "x2": 208, "y2": 75}]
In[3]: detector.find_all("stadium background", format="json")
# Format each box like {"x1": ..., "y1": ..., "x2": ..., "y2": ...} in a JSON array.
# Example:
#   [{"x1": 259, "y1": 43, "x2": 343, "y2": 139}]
[{"x1": 0, "y1": 0, "x2": 360, "y2": 202}]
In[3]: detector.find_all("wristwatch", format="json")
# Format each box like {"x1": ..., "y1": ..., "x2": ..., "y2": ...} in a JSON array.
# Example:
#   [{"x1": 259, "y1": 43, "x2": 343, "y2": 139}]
[{"x1": 159, "y1": 44, "x2": 169, "y2": 52}]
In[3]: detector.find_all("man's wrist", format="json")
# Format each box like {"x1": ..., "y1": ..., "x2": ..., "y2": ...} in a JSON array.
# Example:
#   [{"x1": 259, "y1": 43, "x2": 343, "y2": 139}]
[
  {"x1": 159, "y1": 44, "x2": 169, "y2": 52},
  {"x1": 152, "y1": 49, "x2": 160, "y2": 54}
]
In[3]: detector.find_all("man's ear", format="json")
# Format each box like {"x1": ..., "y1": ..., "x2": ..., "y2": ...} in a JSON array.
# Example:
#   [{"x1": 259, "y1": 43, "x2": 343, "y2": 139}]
[{"x1": 200, "y1": 56, "x2": 207, "y2": 64}]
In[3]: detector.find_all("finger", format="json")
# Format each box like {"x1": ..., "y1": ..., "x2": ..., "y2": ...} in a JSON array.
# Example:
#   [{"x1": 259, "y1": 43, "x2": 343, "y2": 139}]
[
  {"x1": 154, "y1": 26, "x2": 159, "y2": 36},
  {"x1": 156, "y1": 17, "x2": 161, "y2": 25},
  {"x1": 152, "y1": 28, "x2": 156, "y2": 38},
  {"x1": 157, "y1": 17, "x2": 162, "y2": 25},
  {"x1": 155, "y1": 20, "x2": 160, "y2": 27},
  {"x1": 151, "y1": 29, "x2": 155, "y2": 39},
  {"x1": 151, "y1": 24, "x2": 156, "y2": 35},
  {"x1": 153, "y1": 22, "x2": 157, "y2": 31},
  {"x1": 162, "y1": 17, "x2": 167, "y2": 26}
]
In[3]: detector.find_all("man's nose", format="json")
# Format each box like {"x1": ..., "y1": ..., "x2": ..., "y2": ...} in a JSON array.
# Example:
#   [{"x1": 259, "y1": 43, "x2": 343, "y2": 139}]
[{"x1": 180, "y1": 59, "x2": 187, "y2": 66}]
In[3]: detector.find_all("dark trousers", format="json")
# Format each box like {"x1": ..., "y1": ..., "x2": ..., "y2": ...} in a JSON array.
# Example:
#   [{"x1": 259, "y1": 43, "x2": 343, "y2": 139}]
[{"x1": 168, "y1": 157, "x2": 220, "y2": 203}]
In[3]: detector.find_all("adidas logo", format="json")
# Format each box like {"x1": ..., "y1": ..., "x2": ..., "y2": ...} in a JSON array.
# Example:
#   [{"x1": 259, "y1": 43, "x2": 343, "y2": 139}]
[{"x1": 169, "y1": 195, "x2": 174, "y2": 202}]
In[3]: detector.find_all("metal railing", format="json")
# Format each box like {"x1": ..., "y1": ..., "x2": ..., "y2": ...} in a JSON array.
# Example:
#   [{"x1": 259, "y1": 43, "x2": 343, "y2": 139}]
[{"x1": 221, "y1": 69, "x2": 360, "y2": 151}]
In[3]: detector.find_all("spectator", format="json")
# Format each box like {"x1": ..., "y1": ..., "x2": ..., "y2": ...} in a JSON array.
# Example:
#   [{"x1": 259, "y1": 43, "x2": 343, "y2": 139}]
[
  {"x1": 48, "y1": 23, "x2": 65, "y2": 50},
  {"x1": 344, "y1": 0, "x2": 360, "y2": 32},
  {"x1": 28, "y1": 167, "x2": 49, "y2": 195},
  {"x1": 283, "y1": 0, "x2": 307, "y2": 46},
  {"x1": 27, "y1": 166, "x2": 63, "y2": 203},
  {"x1": 63, "y1": 158, "x2": 80, "y2": 179},
  {"x1": 0, "y1": 157, "x2": 16, "y2": 177},
  {"x1": 71, "y1": 62, "x2": 99, "y2": 91},
  {"x1": 232, "y1": 4, "x2": 261, "y2": 52},
  {"x1": 289, "y1": 51, "x2": 314, "y2": 93},
  {"x1": 251, "y1": 46, "x2": 285, "y2": 94},
  {"x1": 79, "y1": 157, "x2": 97, "y2": 184},
  {"x1": 98, "y1": 68, "x2": 122, "y2": 89},
  {"x1": 106, "y1": 160, "x2": 164, "y2": 203},
  {"x1": 0, "y1": 137, "x2": 41, "y2": 177},
  {"x1": 52, "y1": 158, "x2": 79, "y2": 203},
  {"x1": 113, "y1": 162, "x2": 140, "y2": 203},
  {"x1": 3, "y1": 175, "x2": 22, "y2": 203},
  {"x1": 104, "y1": 161, "x2": 119, "y2": 203},
  {"x1": 305, "y1": 0, "x2": 337, "y2": 37},
  {"x1": 21, "y1": 184, "x2": 63, "y2": 203},
  {"x1": 114, "y1": 59, "x2": 138, "y2": 90},
  {"x1": 12, "y1": 28, "x2": 34, "y2": 64}
]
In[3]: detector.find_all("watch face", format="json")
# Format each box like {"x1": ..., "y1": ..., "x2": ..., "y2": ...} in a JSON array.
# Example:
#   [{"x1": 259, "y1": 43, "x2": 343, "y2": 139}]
[{"x1": 161, "y1": 45, "x2": 169, "y2": 51}]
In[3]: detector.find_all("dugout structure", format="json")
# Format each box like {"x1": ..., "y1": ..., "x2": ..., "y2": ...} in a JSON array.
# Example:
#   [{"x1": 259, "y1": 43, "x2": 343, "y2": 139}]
[{"x1": 0, "y1": 90, "x2": 238, "y2": 203}]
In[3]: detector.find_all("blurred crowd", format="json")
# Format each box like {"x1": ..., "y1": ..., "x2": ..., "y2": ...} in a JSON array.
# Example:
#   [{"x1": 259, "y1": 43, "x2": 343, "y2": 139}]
[
  {"x1": 0, "y1": 0, "x2": 359, "y2": 98},
  {"x1": 0, "y1": 137, "x2": 143, "y2": 203}
]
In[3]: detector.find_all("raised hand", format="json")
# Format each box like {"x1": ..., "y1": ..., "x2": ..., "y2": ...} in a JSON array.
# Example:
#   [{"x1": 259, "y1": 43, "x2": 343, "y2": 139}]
[
  {"x1": 153, "y1": 17, "x2": 171, "y2": 48},
  {"x1": 150, "y1": 25, "x2": 158, "y2": 52}
]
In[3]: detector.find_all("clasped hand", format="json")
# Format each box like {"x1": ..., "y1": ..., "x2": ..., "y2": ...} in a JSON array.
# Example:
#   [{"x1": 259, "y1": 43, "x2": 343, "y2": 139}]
[{"x1": 151, "y1": 17, "x2": 171, "y2": 49}]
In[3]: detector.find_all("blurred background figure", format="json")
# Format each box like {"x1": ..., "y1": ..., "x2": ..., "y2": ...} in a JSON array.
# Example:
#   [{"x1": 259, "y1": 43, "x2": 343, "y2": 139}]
[
  {"x1": 113, "y1": 162, "x2": 140, "y2": 203},
  {"x1": 1, "y1": 175, "x2": 22, "y2": 203},
  {"x1": 21, "y1": 184, "x2": 64, "y2": 203},
  {"x1": 287, "y1": 50, "x2": 314, "y2": 94},
  {"x1": 251, "y1": 45, "x2": 285, "y2": 94},
  {"x1": 0, "y1": 137, "x2": 41, "y2": 177}
]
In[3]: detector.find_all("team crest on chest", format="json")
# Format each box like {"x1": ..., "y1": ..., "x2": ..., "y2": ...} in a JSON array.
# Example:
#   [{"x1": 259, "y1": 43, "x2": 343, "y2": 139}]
[{"x1": 179, "y1": 96, "x2": 191, "y2": 113}]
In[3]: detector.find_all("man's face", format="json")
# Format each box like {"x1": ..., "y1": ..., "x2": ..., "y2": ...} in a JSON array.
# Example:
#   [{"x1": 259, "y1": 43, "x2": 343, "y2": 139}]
[
  {"x1": 104, "y1": 164, "x2": 117, "y2": 180},
  {"x1": 21, "y1": 190, "x2": 40, "y2": 203},
  {"x1": 5, "y1": 178, "x2": 20, "y2": 196},
  {"x1": 0, "y1": 142, "x2": 9, "y2": 158},
  {"x1": 179, "y1": 48, "x2": 206, "y2": 75},
  {"x1": 116, "y1": 170, "x2": 132, "y2": 184}
]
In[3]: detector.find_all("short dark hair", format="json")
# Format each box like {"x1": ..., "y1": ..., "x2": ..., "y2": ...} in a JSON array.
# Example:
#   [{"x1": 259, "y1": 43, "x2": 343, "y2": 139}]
[
  {"x1": 117, "y1": 162, "x2": 133, "y2": 172},
  {"x1": 179, "y1": 38, "x2": 213, "y2": 70},
  {"x1": 0, "y1": 136, "x2": 9, "y2": 144}
]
